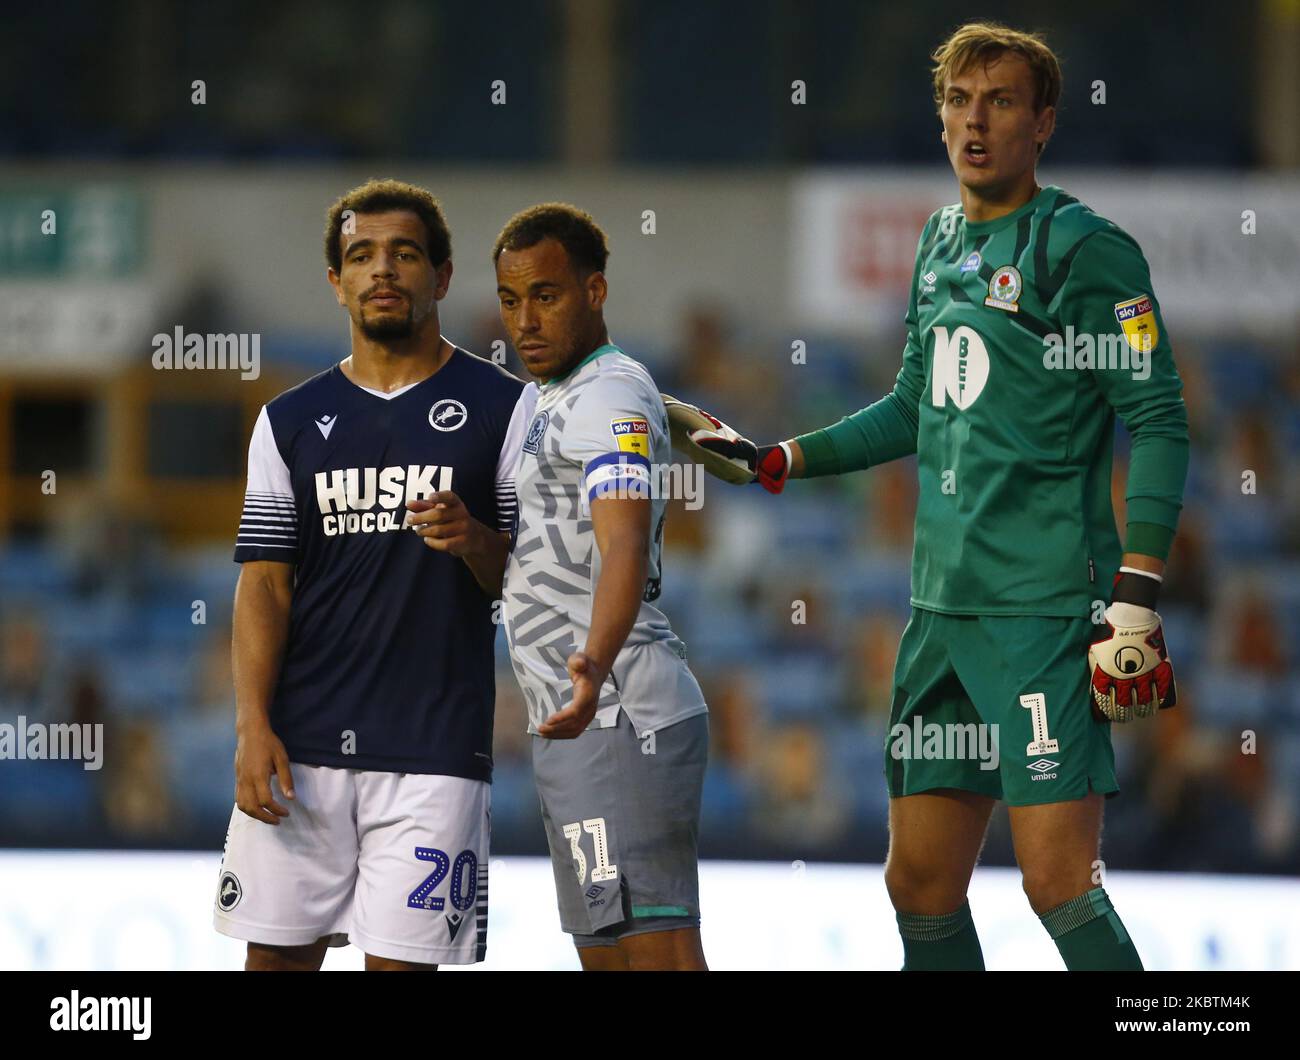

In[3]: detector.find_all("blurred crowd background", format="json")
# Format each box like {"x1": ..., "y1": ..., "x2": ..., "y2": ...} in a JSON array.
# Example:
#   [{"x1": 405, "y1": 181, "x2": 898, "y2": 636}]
[{"x1": 2, "y1": 1, "x2": 1299, "y2": 877}]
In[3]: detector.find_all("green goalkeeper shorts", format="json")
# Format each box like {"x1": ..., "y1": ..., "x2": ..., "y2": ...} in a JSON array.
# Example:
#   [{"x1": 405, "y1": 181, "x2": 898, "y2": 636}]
[{"x1": 884, "y1": 607, "x2": 1119, "y2": 806}]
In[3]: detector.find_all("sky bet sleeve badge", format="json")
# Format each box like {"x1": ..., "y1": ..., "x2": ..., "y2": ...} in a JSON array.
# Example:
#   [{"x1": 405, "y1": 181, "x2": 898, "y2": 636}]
[
  {"x1": 984, "y1": 264, "x2": 1022, "y2": 312},
  {"x1": 610, "y1": 418, "x2": 651, "y2": 457},
  {"x1": 1114, "y1": 294, "x2": 1159, "y2": 352}
]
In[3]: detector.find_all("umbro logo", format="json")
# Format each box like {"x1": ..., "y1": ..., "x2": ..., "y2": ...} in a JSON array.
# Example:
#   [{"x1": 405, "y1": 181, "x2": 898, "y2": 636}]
[
  {"x1": 585, "y1": 884, "x2": 605, "y2": 901},
  {"x1": 316, "y1": 414, "x2": 337, "y2": 439},
  {"x1": 1027, "y1": 759, "x2": 1059, "y2": 773}
]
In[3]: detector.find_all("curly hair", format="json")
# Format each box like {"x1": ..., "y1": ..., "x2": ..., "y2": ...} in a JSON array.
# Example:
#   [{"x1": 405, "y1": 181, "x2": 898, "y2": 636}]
[{"x1": 324, "y1": 178, "x2": 451, "y2": 273}]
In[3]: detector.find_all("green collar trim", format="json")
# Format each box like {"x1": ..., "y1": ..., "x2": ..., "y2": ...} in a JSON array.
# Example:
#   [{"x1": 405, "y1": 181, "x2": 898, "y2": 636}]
[
  {"x1": 542, "y1": 342, "x2": 621, "y2": 387},
  {"x1": 961, "y1": 184, "x2": 1060, "y2": 234}
]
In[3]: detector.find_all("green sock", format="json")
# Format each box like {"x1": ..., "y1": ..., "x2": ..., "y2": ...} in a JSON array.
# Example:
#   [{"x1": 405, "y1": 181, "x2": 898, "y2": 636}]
[
  {"x1": 1040, "y1": 887, "x2": 1144, "y2": 970},
  {"x1": 896, "y1": 900, "x2": 985, "y2": 970}
]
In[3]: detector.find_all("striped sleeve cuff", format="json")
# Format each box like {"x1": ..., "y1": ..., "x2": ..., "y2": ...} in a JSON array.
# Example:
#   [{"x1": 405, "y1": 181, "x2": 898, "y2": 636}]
[
  {"x1": 234, "y1": 490, "x2": 298, "y2": 559},
  {"x1": 496, "y1": 482, "x2": 517, "y2": 533}
]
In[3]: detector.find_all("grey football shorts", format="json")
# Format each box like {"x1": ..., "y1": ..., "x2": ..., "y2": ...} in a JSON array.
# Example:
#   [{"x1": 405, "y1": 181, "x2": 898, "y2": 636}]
[{"x1": 531, "y1": 708, "x2": 708, "y2": 947}]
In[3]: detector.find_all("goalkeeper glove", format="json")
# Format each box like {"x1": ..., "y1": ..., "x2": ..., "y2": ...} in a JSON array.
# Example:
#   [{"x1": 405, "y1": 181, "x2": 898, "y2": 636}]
[
  {"x1": 661, "y1": 394, "x2": 791, "y2": 494},
  {"x1": 1087, "y1": 570, "x2": 1177, "y2": 722}
]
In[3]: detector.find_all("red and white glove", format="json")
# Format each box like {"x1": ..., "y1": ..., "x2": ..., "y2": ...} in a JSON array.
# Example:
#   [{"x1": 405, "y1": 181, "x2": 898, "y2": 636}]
[
  {"x1": 661, "y1": 394, "x2": 791, "y2": 494},
  {"x1": 1088, "y1": 600, "x2": 1177, "y2": 722}
]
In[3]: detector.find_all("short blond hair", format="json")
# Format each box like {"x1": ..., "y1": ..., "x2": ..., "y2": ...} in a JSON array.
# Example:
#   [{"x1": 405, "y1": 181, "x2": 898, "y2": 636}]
[{"x1": 931, "y1": 21, "x2": 1062, "y2": 115}]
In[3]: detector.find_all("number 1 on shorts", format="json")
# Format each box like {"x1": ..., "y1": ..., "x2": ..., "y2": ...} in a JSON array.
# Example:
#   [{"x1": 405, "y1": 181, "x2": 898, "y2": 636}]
[{"x1": 1020, "y1": 692, "x2": 1060, "y2": 756}]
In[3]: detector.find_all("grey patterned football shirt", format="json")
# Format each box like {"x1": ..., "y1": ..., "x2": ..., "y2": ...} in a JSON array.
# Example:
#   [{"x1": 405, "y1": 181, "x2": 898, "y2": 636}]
[{"x1": 502, "y1": 343, "x2": 707, "y2": 736}]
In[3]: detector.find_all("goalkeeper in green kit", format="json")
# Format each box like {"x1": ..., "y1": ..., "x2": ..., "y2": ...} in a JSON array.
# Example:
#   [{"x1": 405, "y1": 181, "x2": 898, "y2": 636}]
[{"x1": 670, "y1": 22, "x2": 1188, "y2": 970}]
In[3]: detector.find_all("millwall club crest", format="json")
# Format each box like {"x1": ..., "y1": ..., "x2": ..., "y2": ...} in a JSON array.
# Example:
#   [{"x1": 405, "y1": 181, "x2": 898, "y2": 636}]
[
  {"x1": 984, "y1": 265, "x2": 1022, "y2": 313},
  {"x1": 523, "y1": 411, "x2": 549, "y2": 454},
  {"x1": 429, "y1": 399, "x2": 468, "y2": 432},
  {"x1": 217, "y1": 871, "x2": 242, "y2": 911}
]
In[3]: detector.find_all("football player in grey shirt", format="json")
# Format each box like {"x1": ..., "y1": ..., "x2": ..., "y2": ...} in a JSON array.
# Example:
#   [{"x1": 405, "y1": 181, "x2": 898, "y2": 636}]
[{"x1": 493, "y1": 203, "x2": 709, "y2": 971}]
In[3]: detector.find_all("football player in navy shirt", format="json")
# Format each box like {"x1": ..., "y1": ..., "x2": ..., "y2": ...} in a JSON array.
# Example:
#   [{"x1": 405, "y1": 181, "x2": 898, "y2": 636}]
[{"x1": 213, "y1": 180, "x2": 527, "y2": 970}]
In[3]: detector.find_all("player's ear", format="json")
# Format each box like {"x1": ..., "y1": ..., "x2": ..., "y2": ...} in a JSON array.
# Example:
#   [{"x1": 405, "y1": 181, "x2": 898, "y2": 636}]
[
  {"x1": 326, "y1": 268, "x2": 346, "y2": 307},
  {"x1": 433, "y1": 258, "x2": 453, "y2": 301},
  {"x1": 587, "y1": 271, "x2": 608, "y2": 310},
  {"x1": 1036, "y1": 105, "x2": 1056, "y2": 148}
]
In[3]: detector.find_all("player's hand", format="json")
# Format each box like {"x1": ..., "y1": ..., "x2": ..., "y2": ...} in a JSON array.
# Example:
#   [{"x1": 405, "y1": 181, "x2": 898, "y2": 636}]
[
  {"x1": 234, "y1": 721, "x2": 295, "y2": 824},
  {"x1": 1088, "y1": 602, "x2": 1177, "y2": 722},
  {"x1": 538, "y1": 651, "x2": 605, "y2": 739},
  {"x1": 694, "y1": 431, "x2": 790, "y2": 495},
  {"x1": 407, "y1": 492, "x2": 482, "y2": 557},
  {"x1": 661, "y1": 394, "x2": 790, "y2": 494}
]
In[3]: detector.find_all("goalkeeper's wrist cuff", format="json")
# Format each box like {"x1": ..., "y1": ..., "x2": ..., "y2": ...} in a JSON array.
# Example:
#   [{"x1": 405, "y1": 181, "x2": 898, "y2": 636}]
[
  {"x1": 1112, "y1": 567, "x2": 1161, "y2": 609},
  {"x1": 754, "y1": 443, "x2": 791, "y2": 493},
  {"x1": 778, "y1": 441, "x2": 793, "y2": 474}
]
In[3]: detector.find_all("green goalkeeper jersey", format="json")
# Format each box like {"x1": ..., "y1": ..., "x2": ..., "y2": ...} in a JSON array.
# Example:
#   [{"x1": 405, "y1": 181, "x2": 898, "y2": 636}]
[{"x1": 796, "y1": 184, "x2": 1189, "y2": 617}]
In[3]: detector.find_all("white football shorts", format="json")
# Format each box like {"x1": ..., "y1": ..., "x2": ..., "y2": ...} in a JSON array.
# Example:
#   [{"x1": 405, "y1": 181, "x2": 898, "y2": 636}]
[{"x1": 213, "y1": 764, "x2": 489, "y2": 965}]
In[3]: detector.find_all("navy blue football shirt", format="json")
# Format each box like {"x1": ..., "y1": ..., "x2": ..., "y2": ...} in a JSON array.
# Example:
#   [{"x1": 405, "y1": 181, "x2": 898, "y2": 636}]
[{"x1": 234, "y1": 347, "x2": 527, "y2": 781}]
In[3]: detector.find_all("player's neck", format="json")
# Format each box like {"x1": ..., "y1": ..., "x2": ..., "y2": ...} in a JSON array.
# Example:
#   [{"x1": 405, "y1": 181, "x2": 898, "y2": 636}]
[
  {"x1": 960, "y1": 172, "x2": 1041, "y2": 224},
  {"x1": 541, "y1": 329, "x2": 612, "y2": 385},
  {"x1": 343, "y1": 330, "x2": 453, "y2": 393}
]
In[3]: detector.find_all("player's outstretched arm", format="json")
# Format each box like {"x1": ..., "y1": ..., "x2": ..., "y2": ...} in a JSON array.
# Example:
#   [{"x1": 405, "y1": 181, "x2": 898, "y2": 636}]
[
  {"x1": 661, "y1": 394, "x2": 798, "y2": 493},
  {"x1": 666, "y1": 217, "x2": 936, "y2": 491},
  {"x1": 662, "y1": 383, "x2": 922, "y2": 495},
  {"x1": 232, "y1": 560, "x2": 296, "y2": 824},
  {"x1": 537, "y1": 494, "x2": 649, "y2": 739}
]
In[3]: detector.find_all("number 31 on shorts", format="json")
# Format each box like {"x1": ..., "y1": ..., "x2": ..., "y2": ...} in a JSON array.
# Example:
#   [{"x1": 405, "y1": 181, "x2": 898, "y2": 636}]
[{"x1": 562, "y1": 818, "x2": 618, "y2": 885}]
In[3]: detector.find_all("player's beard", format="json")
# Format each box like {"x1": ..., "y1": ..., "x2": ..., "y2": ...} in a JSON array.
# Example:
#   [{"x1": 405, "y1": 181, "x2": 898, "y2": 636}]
[{"x1": 358, "y1": 305, "x2": 415, "y2": 341}]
